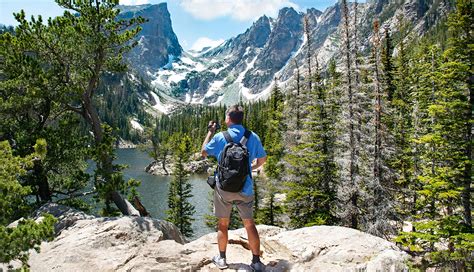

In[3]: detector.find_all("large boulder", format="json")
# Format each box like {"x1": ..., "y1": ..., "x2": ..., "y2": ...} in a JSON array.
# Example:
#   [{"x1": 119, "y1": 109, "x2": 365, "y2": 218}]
[{"x1": 5, "y1": 204, "x2": 409, "y2": 271}]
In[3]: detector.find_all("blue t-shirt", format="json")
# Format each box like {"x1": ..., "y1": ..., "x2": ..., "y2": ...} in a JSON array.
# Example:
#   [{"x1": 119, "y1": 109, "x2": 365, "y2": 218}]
[{"x1": 205, "y1": 124, "x2": 266, "y2": 196}]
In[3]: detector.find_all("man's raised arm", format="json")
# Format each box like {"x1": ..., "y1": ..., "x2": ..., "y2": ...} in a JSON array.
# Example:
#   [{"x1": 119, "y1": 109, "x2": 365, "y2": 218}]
[{"x1": 201, "y1": 121, "x2": 216, "y2": 158}]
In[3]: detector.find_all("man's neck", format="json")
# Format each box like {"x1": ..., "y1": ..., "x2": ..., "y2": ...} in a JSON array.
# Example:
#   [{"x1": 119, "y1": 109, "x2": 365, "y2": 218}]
[{"x1": 229, "y1": 123, "x2": 243, "y2": 128}]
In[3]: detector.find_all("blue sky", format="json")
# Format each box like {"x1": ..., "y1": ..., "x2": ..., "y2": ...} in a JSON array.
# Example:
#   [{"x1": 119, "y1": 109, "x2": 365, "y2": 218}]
[{"x1": 0, "y1": 0, "x2": 337, "y2": 50}]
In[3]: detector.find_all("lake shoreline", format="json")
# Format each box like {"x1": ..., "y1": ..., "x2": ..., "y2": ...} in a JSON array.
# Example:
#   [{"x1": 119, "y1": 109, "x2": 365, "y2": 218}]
[{"x1": 115, "y1": 149, "x2": 214, "y2": 239}]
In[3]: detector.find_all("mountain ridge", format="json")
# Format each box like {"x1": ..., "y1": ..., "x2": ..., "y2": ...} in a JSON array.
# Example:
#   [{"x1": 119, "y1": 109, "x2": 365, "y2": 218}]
[{"x1": 117, "y1": 0, "x2": 452, "y2": 115}]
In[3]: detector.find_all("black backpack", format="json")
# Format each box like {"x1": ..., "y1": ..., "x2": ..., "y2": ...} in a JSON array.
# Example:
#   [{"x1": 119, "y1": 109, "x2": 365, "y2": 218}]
[{"x1": 217, "y1": 129, "x2": 251, "y2": 192}]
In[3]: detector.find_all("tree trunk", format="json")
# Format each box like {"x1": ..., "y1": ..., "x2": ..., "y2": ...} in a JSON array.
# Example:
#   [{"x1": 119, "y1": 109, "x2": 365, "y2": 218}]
[
  {"x1": 343, "y1": 0, "x2": 358, "y2": 229},
  {"x1": 462, "y1": 75, "x2": 473, "y2": 228},
  {"x1": 83, "y1": 87, "x2": 140, "y2": 216},
  {"x1": 304, "y1": 16, "x2": 312, "y2": 93},
  {"x1": 133, "y1": 196, "x2": 149, "y2": 216},
  {"x1": 162, "y1": 151, "x2": 169, "y2": 175},
  {"x1": 34, "y1": 159, "x2": 52, "y2": 202}
]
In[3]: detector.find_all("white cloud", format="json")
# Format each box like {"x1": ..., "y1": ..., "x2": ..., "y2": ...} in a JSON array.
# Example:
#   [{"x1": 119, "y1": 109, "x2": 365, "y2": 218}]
[
  {"x1": 191, "y1": 37, "x2": 225, "y2": 51},
  {"x1": 180, "y1": 0, "x2": 299, "y2": 21},
  {"x1": 120, "y1": 0, "x2": 150, "y2": 6}
]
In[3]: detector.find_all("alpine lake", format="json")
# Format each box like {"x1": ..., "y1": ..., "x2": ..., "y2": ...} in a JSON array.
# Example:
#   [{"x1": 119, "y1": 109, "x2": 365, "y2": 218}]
[{"x1": 94, "y1": 148, "x2": 215, "y2": 239}]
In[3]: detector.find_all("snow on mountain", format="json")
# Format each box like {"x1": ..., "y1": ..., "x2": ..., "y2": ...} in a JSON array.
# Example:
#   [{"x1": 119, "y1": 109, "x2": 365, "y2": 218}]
[
  {"x1": 149, "y1": 91, "x2": 172, "y2": 114},
  {"x1": 122, "y1": 0, "x2": 451, "y2": 115},
  {"x1": 238, "y1": 55, "x2": 259, "y2": 100},
  {"x1": 130, "y1": 119, "x2": 144, "y2": 132}
]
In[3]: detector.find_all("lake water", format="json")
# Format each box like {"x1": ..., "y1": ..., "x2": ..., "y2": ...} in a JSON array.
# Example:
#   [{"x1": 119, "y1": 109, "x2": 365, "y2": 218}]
[{"x1": 115, "y1": 148, "x2": 214, "y2": 239}]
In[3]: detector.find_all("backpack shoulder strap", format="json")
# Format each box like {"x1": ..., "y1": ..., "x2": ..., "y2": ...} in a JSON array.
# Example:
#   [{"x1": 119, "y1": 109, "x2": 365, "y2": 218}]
[
  {"x1": 223, "y1": 131, "x2": 233, "y2": 143},
  {"x1": 240, "y1": 129, "x2": 251, "y2": 146}
]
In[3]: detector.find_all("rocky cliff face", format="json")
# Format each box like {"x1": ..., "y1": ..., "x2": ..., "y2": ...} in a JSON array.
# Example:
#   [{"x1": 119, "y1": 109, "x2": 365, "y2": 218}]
[
  {"x1": 3, "y1": 204, "x2": 410, "y2": 271},
  {"x1": 120, "y1": 3, "x2": 182, "y2": 77},
  {"x1": 242, "y1": 7, "x2": 304, "y2": 93}
]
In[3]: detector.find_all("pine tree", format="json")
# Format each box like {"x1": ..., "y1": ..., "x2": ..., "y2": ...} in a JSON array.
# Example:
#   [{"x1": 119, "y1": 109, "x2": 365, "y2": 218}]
[
  {"x1": 284, "y1": 58, "x2": 338, "y2": 227},
  {"x1": 337, "y1": 0, "x2": 361, "y2": 229},
  {"x1": 381, "y1": 26, "x2": 395, "y2": 102},
  {"x1": 366, "y1": 20, "x2": 397, "y2": 237},
  {"x1": 0, "y1": 140, "x2": 56, "y2": 267},
  {"x1": 396, "y1": 34, "x2": 473, "y2": 268},
  {"x1": 259, "y1": 79, "x2": 285, "y2": 226},
  {"x1": 2, "y1": 0, "x2": 146, "y2": 215},
  {"x1": 443, "y1": 0, "x2": 472, "y2": 231},
  {"x1": 391, "y1": 16, "x2": 418, "y2": 219},
  {"x1": 166, "y1": 133, "x2": 195, "y2": 238},
  {"x1": 0, "y1": 29, "x2": 92, "y2": 207}
]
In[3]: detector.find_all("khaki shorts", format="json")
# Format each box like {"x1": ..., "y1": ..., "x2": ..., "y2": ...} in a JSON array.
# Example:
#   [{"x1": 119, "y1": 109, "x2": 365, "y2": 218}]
[{"x1": 214, "y1": 185, "x2": 254, "y2": 219}]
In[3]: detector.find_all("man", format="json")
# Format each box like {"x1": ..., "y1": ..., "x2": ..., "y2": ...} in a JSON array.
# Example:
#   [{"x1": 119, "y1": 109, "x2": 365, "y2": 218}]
[{"x1": 201, "y1": 105, "x2": 267, "y2": 271}]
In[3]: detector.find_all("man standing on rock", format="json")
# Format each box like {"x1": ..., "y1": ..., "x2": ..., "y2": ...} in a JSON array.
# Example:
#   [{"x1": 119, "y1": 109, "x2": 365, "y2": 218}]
[{"x1": 201, "y1": 105, "x2": 267, "y2": 272}]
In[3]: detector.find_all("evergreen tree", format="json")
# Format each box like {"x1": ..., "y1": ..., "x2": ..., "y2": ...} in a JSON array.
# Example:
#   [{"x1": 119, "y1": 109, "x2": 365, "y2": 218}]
[
  {"x1": 0, "y1": 140, "x2": 56, "y2": 267},
  {"x1": 284, "y1": 58, "x2": 338, "y2": 227},
  {"x1": 259, "y1": 79, "x2": 285, "y2": 226},
  {"x1": 381, "y1": 26, "x2": 395, "y2": 102},
  {"x1": 166, "y1": 133, "x2": 195, "y2": 238},
  {"x1": 397, "y1": 35, "x2": 473, "y2": 269},
  {"x1": 337, "y1": 0, "x2": 361, "y2": 229},
  {"x1": 444, "y1": 0, "x2": 472, "y2": 231},
  {"x1": 3, "y1": 0, "x2": 146, "y2": 215},
  {"x1": 366, "y1": 20, "x2": 397, "y2": 237},
  {"x1": 390, "y1": 16, "x2": 418, "y2": 220}
]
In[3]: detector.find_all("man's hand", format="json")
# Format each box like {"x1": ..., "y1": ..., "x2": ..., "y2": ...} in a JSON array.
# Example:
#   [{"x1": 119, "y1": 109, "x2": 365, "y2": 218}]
[{"x1": 207, "y1": 121, "x2": 217, "y2": 133}]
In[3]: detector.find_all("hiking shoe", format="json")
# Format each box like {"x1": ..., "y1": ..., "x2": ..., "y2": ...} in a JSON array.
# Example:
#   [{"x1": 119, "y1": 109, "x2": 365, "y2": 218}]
[
  {"x1": 212, "y1": 255, "x2": 228, "y2": 269},
  {"x1": 250, "y1": 261, "x2": 265, "y2": 272}
]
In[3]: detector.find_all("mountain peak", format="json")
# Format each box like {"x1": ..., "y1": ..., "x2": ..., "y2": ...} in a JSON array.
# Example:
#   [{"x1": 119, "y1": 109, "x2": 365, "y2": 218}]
[
  {"x1": 123, "y1": 1, "x2": 182, "y2": 76},
  {"x1": 306, "y1": 7, "x2": 323, "y2": 17},
  {"x1": 254, "y1": 14, "x2": 270, "y2": 25},
  {"x1": 278, "y1": 6, "x2": 299, "y2": 18}
]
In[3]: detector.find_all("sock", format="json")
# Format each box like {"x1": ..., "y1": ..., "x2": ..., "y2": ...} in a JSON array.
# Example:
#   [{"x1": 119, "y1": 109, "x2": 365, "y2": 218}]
[
  {"x1": 220, "y1": 251, "x2": 226, "y2": 259},
  {"x1": 252, "y1": 254, "x2": 260, "y2": 263}
]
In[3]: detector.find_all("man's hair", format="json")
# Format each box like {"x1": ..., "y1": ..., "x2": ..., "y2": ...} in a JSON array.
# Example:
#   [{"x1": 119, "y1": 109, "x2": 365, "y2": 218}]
[{"x1": 226, "y1": 104, "x2": 244, "y2": 124}]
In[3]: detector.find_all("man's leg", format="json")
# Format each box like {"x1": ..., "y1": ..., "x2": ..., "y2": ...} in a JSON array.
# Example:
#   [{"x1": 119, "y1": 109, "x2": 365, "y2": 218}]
[
  {"x1": 217, "y1": 217, "x2": 230, "y2": 253},
  {"x1": 213, "y1": 188, "x2": 232, "y2": 269},
  {"x1": 242, "y1": 219, "x2": 260, "y2": 256}
]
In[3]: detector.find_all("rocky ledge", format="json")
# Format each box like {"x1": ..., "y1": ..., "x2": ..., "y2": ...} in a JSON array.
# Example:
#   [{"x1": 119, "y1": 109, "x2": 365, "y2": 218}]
[
  {"x1": 3, "y1": 203, "x2": 410, "y2": 271},
  {"x1": 145, "y1": 153, "x2": 215, "y2": 176}
]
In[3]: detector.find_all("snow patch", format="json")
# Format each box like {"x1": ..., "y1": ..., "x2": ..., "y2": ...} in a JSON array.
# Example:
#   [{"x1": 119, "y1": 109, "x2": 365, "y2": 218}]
[
  {"x1": 149, "y1": 91, "x2": 171, "y2": 114},
  {"x1": 243, "y1": 47, "x2": 252, "y2": 57},
  {"x1": 169, "y1": 73, "x2": 186, "y2": 83},
  {"x1": 180, "y1": 57, "x2": 195, "y2": 65},
  {"x1": 210, "y1": 65, "x2": 227, "y2": 74},
  {"x1": 292, "y1": 32, "x2": 306, "y2": 62},
  {"x1": 185, "y1": 93, "x2": 191, "y2": 103},
  {"x1": 130, "y1": 119, "x2": 144, "y2": 132},
  {"x1": 180, "y1": 56, "x2": 206, "y2": 72},
  {"x1": 190, "y1": 92, "x2": 205, "y2": 104},
  {"x1": 237, "y1": 56, "x2": 258, "y2": 100},
  {"x1": 316, "y1": 15, "x2": 323, "y2": 24},
  {"x1": 203, "y1": 79, "x2": 225, "y2": 98},
  {"x1": 210, "y1": 80, "x2": 225, "y2": 91}
]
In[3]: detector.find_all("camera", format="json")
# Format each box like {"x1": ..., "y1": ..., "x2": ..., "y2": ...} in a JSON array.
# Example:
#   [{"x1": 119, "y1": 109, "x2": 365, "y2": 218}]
[
  {"x1": 207, "y1": 174, "x2": 216, "y2": 189},
  {"x1": 207, "y1": 121, "x2": 221, "y2": 131}
]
